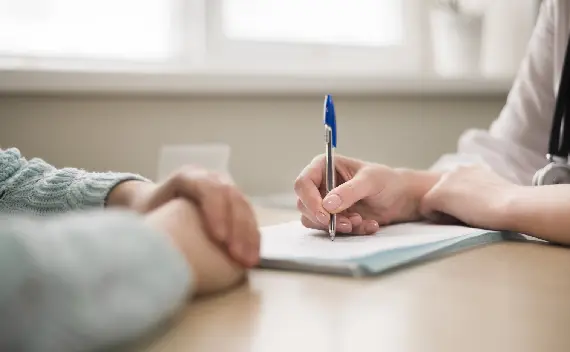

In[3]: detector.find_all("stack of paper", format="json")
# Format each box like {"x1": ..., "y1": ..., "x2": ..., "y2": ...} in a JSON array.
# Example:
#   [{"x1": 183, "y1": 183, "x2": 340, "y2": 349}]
[{"x1": 259, "y1": 221, "x2": 522, "y2": 277}]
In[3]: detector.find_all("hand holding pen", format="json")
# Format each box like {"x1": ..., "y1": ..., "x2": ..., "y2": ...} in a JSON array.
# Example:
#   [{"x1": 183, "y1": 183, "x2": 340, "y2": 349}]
[
  {"x1": 324, "y1": 94, "x2": 337, "y2": 240},
  {"x1": 295, "y1": 95, "x2": 384, "y2": 236}
]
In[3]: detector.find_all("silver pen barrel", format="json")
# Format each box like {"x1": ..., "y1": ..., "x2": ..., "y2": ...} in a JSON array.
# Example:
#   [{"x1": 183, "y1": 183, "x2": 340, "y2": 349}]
[{"x1": 325, "y1": 126, "x2": 336, "y2": 240}]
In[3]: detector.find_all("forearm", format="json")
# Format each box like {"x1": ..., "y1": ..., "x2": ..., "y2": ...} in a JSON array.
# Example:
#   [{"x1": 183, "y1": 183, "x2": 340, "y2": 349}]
[
  {"x1": 0, "y1": 148, "x2": 148, "y2": 215},
  {"x1": 0, "y1": 210, "x2": 192, "y2": 351},
  {"x1": 504, "y1": 185, "x2": 570, "y2": 244}
]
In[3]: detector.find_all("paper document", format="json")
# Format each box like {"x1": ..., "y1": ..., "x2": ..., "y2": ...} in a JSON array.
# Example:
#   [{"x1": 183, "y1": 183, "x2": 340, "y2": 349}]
[{"x1": 261, "y1": 221, "x2": 490, "y2": 261}]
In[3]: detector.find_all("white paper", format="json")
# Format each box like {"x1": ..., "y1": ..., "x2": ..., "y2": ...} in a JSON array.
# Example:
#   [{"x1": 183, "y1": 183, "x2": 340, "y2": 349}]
[{"x1": 261, "y1": 221, "x2": 489, "y2": 261}]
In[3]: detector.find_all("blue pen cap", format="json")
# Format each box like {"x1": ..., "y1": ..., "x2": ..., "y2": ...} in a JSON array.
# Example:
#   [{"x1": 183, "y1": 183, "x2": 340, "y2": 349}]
[{"x1": 324, "y1": 94, "x2": 337, "y2": 147}]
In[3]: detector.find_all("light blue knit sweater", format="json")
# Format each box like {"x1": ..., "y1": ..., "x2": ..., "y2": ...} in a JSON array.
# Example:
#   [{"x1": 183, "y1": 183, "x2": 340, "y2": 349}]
[{"x1": 0, "y1": 148, "x2": 192, "y2": 351}]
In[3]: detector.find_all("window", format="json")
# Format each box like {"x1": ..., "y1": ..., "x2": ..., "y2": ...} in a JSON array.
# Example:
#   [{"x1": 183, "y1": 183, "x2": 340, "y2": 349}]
[
  {"x1": 221, "y1": 0, "x2": 403, "y2": 47},
  {"x1": 0, "y1": 0, "x2": 424, "y2": 79},
  {"x1": 0, "y1": 0, "x2": 173, "y2": 62},
  {"x1": 206, "y1": 0, "x2": 422, "y2": 75}
]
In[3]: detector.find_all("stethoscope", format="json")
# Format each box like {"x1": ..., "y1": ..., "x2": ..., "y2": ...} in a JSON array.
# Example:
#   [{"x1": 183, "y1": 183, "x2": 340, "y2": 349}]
[{"x1": 533, "y1": 33, "x2": 570, "y2": 186}]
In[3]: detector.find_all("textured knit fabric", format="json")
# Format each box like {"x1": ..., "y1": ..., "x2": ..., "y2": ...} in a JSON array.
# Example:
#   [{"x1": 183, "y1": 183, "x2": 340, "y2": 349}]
[
  {"x1": 0, "y1": 211, "x2": 192, "y2": 352},
  {"x1": 0, "y1": 147, "x2": 149, "y2": 214},
  {"x1": 0, "y1": 148, "x2": 193, "y2": 351}
]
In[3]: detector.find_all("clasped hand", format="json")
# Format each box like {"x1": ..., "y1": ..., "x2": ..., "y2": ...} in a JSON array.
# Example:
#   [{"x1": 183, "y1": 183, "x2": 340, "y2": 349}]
[
  {"x1": 109, "y1": 166, "x2": 260, "y2": 267},
  {"x1": 108, "y1": 166, "x2": 261, "y2": 295}
]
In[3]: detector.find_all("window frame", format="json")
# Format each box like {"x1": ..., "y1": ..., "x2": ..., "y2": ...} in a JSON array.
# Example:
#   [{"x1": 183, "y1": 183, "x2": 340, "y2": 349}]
[
  {"x1": 201, "y1": 0, "x2": 425, "y2": 76},
  {"x1": 0, "y1": 0, "x2": 180, "y2": 63},
  {"x1": 0, "y1": 0, "x2": 514, "y2": 95}
]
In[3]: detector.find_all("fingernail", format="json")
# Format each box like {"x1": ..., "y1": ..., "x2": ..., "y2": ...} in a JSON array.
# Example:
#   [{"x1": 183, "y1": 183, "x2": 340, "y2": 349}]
[
  {"x1": 338, "y1": 220, "x2": 351, "y2": 233},
  {"x1": 316, "y1": 211, "x2": 329, "y2": 225},
  {"x1": 323, "y1": 194, "x2": 342, "y2": 212},
  {"x1": 348, "y1": 214, "x2": 362, "y2": 226},
  {"x1": 365, "y1": 221, "x2": 379, "y2": 234}
]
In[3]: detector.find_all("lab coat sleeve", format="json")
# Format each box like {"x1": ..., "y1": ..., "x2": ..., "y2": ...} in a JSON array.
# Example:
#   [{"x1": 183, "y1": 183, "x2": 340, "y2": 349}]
[
  {"x1": 0, "y1": 210, "x2": 192, "y2": 352},
  {"x1": 430, "y1": 0, "x2": 557, "y2": 185}
]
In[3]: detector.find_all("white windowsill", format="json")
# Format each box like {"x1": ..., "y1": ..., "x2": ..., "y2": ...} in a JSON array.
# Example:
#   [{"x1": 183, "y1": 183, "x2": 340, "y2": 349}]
[{"x1": 0, "y1": 67, "x2": 514, "y2": 97}]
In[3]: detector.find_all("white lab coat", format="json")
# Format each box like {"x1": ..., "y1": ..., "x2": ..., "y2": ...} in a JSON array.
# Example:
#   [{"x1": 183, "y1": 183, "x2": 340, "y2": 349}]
[{"x1": 431, "y1": 0, "x2": 570, "y2": 185}]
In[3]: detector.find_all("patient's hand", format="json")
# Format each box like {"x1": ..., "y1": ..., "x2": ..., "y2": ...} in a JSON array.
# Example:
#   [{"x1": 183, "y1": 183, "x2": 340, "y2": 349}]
[
  {"x1": 111, "y1": 166, "x2": 260, "y2": 268},
  {"x1": 145, "y1": 199, "x2": 246, "y2": 296}
]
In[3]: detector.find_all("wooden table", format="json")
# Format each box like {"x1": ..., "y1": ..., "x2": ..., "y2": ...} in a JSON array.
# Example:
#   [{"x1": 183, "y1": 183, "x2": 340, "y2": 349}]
[{"x1": 139, "y1": 207, "x2": 570, "y2": 352}]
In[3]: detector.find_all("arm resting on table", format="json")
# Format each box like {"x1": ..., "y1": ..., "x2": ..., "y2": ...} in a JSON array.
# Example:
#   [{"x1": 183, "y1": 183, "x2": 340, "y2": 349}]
[
  {"x1": 504, "y1": 185, "x2": 570, "y2": 245},
  {"x1": 0, "y1": 147, "x2": 148, "y2": 215},
  {"x1": 0, "y1": 210, "x2": 192, "y2": 351}
]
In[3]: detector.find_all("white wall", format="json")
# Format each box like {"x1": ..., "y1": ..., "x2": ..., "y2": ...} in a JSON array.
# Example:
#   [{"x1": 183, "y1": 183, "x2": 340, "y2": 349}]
[{"x1": 0, "y1": 94, "x2": 505, "y2": 196}]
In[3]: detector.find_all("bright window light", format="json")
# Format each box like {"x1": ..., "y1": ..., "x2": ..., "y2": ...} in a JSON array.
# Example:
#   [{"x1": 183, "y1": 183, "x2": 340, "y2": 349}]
[
  {"x1": 0, "y1": 0, "x2": 173, "y2": 61},
  {"x1": 221, "y1": 0, "x2": 403, "y2": 47}
]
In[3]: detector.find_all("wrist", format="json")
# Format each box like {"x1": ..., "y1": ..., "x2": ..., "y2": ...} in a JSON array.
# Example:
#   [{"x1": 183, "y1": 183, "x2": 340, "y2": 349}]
[
  {"x1": 393, "y1": 168, "x2": 443, "y2": 221},
  {"x1": 496, "y1": 185, "x2": 528, "y2": 232},
  {"x1": 396, "y1": 168, "x2": 443, "y2": 200},
  {"x1": 106, "y1": 180, "x2": 156, "y2": 209}
]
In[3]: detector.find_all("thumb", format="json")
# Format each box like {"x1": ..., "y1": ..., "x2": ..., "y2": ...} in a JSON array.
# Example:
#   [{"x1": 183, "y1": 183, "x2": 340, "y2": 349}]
[{"x1": 322, "y1": 171, "x2": 374, "y2": 213}]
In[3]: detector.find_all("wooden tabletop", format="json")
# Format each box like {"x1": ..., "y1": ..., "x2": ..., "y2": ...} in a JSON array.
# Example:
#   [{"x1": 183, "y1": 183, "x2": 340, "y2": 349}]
[{"x1": 139, "y1": 207, "x2": 570, "y2": 352}]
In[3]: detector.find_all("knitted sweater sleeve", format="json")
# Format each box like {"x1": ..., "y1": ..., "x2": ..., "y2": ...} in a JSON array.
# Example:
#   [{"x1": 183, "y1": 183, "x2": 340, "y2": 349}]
[
  {"x1": 0, "y1": 148, "x2": 149, "y2": 215},
  {"x1": 0, "y1": 210, "x2": 192, "y2": 351}
]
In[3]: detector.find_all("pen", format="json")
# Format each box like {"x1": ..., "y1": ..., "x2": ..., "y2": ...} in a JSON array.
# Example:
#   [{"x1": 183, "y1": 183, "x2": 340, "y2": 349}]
[{"x1": 324, "y1": 94, "x2": 337, "y2": 241}]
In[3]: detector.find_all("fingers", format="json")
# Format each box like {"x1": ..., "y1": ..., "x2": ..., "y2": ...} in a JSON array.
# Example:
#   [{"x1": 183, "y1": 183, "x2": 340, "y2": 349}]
[
  {"x1": 347, "y1": 213, "x2": 362, "y2": 228},
  {"x1": 144, "y1": 199, "x2": 246, "y2": 295},
  {"x1": 349, "y1": 220, "x2": 380, "y2": 235},
  {"x1": 322, "y1": 170, "x2": 374, "y2": 214},
  {"x1": 226, "y1": 187, "x2": 261, "y2": 267},
  {"x1": 300, "y1": 215, "x2": 379, "y2": 236},
  {"x1": 300, "y1": 215, "x2": 323, "y2": 230},
  {"x1": 300, "y1": 215, "x2": 354, "y2": 234},
  {"x1": 167, "y1": 167, "x2": 260, "y2": 267},
  {"x1": 298, "y1": 199, "x2": 378, "y2": 235},
  {"x1": 171, "y1": 169, "x2": 231, "y2": 244},
  {"x1": 296, "y1": 198, "x2": 329, "y2": 226},
  {"x1": 294, "y1": 155, "x2": 330, "y2": 226},
  {"x1": 297, "y1": 199, "x2": 355, "y2": 232}
]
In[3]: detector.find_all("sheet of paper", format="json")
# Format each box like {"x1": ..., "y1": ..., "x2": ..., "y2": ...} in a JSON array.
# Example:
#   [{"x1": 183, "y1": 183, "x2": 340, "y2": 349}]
[{"x1": 261, "y1": 221, "x2": 489, "y2": 261}]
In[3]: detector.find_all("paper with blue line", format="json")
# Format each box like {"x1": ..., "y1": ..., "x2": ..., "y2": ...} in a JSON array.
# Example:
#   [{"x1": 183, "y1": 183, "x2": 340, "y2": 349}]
[{"x1": 259, "y1": 221, "x2": 523, "y2": 277}]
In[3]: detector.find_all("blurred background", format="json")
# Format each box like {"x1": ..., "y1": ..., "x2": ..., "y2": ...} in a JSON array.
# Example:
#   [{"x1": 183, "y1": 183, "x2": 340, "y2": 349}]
[{"x1": 0, "y1": 0, "x2": 541, "y2": 206}]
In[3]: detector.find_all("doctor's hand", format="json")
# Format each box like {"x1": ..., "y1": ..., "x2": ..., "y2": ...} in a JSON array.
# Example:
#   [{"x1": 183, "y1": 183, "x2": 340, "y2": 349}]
[
  {"x1": 420, "y1": 165, "x2": 518, "y2": 230},
  {"x1": 294, "y1": 154, "x2": 441, "y2": 235},
  {"x1": 108, "y1": 166, "x2": 260, "y2": 268}
]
